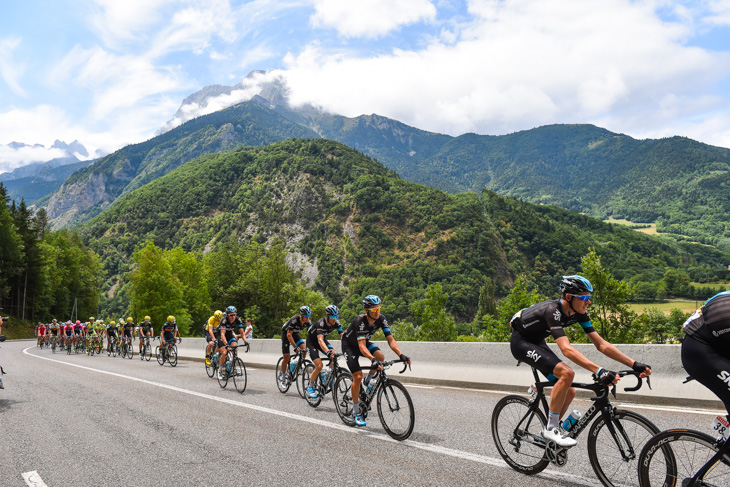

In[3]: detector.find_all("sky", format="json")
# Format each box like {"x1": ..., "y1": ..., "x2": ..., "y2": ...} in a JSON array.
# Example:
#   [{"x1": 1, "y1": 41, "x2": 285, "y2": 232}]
[{"x1": 1, "y1": 0, "x2": 730, "y2": 173}]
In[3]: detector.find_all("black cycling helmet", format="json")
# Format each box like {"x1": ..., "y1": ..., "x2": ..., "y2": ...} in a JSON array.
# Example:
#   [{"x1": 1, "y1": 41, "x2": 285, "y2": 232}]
[
  {"x1": 325, "y1": 304, "x2": 339, "y2": 319},
  {"x1": 299, "y1": 305, "x2": 312, "y2": 317},
  {"x1": 362, "y1": 295, "x2": 381, "y2": 308},
  {"x1": 559, "y1": 275, "x2": 593, "y2": 295}
]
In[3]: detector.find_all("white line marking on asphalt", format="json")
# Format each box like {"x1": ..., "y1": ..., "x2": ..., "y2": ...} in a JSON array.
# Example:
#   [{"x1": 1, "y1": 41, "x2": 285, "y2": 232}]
[
  {"x1": 406, "y1": 384, "x2": 436, "y2": 389},
  {"x1": 24, "y1": 348, "x2": 597, "y2": 486},
  {"x1": 617, "y1": 403, "x2": 726, "y2": 416},
  {"x1": 22, "y1": 471, "x2": 48, "y2": 487}
]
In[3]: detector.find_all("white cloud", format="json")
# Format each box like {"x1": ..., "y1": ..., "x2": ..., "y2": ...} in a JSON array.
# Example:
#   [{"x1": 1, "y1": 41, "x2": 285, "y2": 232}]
[
  {"x1": 703, "y1": 0, "x2": 730, "y2": 26},
  {"x1": 0, "y1": 144, "x2": 68, "y2": 173},
  {"x1": 0, "y1": 38, "x2": 27, "y2": 97},
  {"x1": 310, "y1": 0, "x2": 437, "y2": 38},
  {"x1": 89, "y1": 0, "x2": 177, "y2": 49},
  {"x1": 281, "y1": 0, "x2": 730, "y2": 142}
]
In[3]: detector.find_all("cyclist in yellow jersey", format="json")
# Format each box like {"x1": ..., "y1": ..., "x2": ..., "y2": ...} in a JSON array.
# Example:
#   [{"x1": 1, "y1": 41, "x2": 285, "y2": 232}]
[{"x1": 205, "y1": 310, "x2": 223, "y2": 365}]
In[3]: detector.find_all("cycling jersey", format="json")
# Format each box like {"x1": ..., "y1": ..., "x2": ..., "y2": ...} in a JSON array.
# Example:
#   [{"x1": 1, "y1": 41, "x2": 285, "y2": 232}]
[
  {"x1": 139, "y1": 321, "x2": 153, "y2": 335},
  {"x1": 342, "y1": 314, "x2": 392, "y2": 348},
  {"x1": 306, "y1": 317, "x2": 342, "y2": 360},
  {"x1": 683, "y1": 291, "x2": 730, "y2": 348},
  {"x1": 106, "y1": 324, "x2": 119, "y2": 335},
  {"x1": 510, "y1": 299, "x2": 594, "y2": 341},
  {"x1": 220, "y1": 316, "x2": 243, "y2": 343},
  {"x1": 64, "y1": 325, "x2": 73, "y2": 336},
  {"x1": 73, "y1": 324, "x2": 83, "y2": 335},
  {"x1": 161, "y1": 321, "x2": 177, "y2": 340},
  {"x1": 281, "y1": 315, "x2": 309, "y2": 333},
  {"x1": 204, "y1": 316, "x2": 221, "y2": 334},
  {"x1": 38, "y1": 325, "x2": 47, "y2": 336}
]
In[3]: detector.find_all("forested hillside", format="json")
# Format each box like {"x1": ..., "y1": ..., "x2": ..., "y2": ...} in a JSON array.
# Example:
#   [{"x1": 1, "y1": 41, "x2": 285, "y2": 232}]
[{"x1": 77, "y1": 139, "x2": 729, "y2": 337}]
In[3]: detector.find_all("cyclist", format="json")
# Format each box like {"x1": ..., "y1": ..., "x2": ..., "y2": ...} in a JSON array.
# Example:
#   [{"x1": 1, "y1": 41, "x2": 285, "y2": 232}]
[
  {"x1": 37, "y1": 322, "x2": 47, "y2": 347},
  {"x1": 85, "y1": 320, "x2": 96, "y2": 353},
  {"x1": 216, "y1": 306, "x2": 246, "y2": 380},
  {"x1": 73, "y1": 320, "x2": 84, "y2": 349},
  {"x1": 122, "y1": 317, "x2": 135, "y2": 350},
  {"x1": 278, "y1": 306, "x2": 311, "y2": 384},
  {"x1": 138, "y1": 316, "x2": 153, "y2": 354},
  {"x1": 106, "y1": 320, "x2": 119, "y2": 353},
  {"x1": 48, "y1": 319, "x2": 61, "y2": 348},
  {"x1": 342, "y1": 295, "x2": 411, "y2": 427},
  {"x1": 306, "y1": 304, "x2": 343, "y2": 398},
  {"x1": 160, "y1": 316, "x2": 180, "y2": 355},
  {"x1": 204, "y1": 310, "x2": 224, "y2": 365},
  {"x1": 509, "y1": 275, "x2": 652, "y2": 447},
  {"x1": 63, "y1": 321, "x2": 74, "y2": 350},
  {"x1": 682, "y1": 291, "x2": 730, "y2": 414}
]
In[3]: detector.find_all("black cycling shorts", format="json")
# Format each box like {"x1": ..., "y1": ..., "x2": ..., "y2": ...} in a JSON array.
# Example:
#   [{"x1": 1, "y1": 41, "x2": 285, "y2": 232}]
[
  {"x1": 307, "y1": 336, "x2": 333, "y2": 361},
  {"x1": 123, "y1": 330, "x2": 132, "y2": 338},
  {"x1": 682, "y1": 334, "x2": 730, "y2": 413},
  {"x1": 341, "y1": 338, "x2": 381, "y2": 374},
  {"x1": 281, "y1": 331, "x2": 304, "y2": 354},
  {"x1": 510, "y1": 330, "x2": 561, "y2": 381}
]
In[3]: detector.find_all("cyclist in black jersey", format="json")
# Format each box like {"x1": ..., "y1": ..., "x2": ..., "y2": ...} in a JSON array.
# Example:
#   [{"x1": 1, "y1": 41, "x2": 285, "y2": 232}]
[
  {"x1": 138, "y1": 316, "x2": 153, "y2": 353},
  {"x1": 105, "y1": 320, "x2": 119, "y2": 352},
  {"x1": 278, "y1": 306, "x2": 311, "y2": 384},
  {"x1": 509, "y1": 275, "x2": 651, "y2": 447},
  {"x1": 160, "y1": 316, "x2": 179, "y2": 347},
  {"x1": 342, "y1": 295, "x2": 411, "y2": 427},
  {"x1": 682, "y1": 291, "x2": 730, "y2": 413},
  {"x1": 216, "y1": 306, "x2": 246, "y2": 380},
  {"x1": 305, "y1": 305, "x2": 344, "y2": 398},
  {"x1": 122, "y1": 317, "x2": 135, "y2": 349}
]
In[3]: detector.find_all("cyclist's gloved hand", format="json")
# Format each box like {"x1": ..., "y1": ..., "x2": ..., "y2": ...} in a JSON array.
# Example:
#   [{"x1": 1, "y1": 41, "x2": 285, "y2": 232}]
[
  {"x1": 632, "y1": 361, "x2": 651, "y2": 375},
  {"x1": 399, "y1": 353, "x2": 410, "y2": 364},
  {"x1": 596, "y1": 367, "x2": 617, "y2": 386},
  {"x1": 372, "y1": 357, "x2": 383, "y2": 369},
  {"x1": 326, "y1": 349, "x2": 335, "y2": 358}
]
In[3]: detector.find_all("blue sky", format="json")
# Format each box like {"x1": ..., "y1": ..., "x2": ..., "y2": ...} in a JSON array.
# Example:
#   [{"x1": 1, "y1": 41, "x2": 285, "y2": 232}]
[{"x1": 1, "y1": 0, "x2": 730, "y2": 172}]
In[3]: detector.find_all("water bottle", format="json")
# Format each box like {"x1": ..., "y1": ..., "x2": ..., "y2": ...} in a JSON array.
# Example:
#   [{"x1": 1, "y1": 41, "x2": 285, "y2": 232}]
[
  {"x1": 290, "y1": 357, "x2": 297, "y2": 373},
  {"x1": 212, "y1": 352, "x2": 220, "y2": 364},
  {"x1": 321, "y1": 366, "x2": 331, "y2": 384},
  {"x1": 527, "y1": 384, "x2": 537, "y2": 403},
  {"x1": 366, "y1": 374, "x2": 378, "y2": 395},
  {"x1": 562, "y1": 410, "x2": 582, "y2": 431}
]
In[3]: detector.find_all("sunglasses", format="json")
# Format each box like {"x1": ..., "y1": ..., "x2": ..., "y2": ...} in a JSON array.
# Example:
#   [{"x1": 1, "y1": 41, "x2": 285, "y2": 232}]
[
  {"x1": 572, "y1": 295, "x2": 591, "y2": 301},
  {"x1": 367, "y1": 306, "x2": 381, "y2": 312}
]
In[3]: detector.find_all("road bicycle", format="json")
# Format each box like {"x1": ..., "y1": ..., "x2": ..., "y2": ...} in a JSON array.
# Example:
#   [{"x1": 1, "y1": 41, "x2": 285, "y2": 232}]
[
  {"x1": 107, "y1": 336, "x2": 118, "y2": 357},
  {"x1": 139, "y1": 336, "x2": 154, "y2": 361},
  {"x1": 275, "y1": 348, "x2": 313, "y2": 398},
  {"x1": 118, "y1": 336, "x2": 134, "y2": 359},
  {"x1": 333, "y1": 359, "x2": 414, "y2": 441},
  {"x1": 301, "y1": 352, "x2": 351, "y2": 408},
  {"x1": 50, "y1": 335, "x2": 59, "y2": 353},
  {"x1": 491, "y1": 363, "x2": 657, "y2": 487},
  {"x1": 156, "y1": 338, "x2": 180, "y2": 367},
  {"x1": 637, "y1": 376, "x2": 730, "y2": 486},
  {"x1": 216, "y1": 340, "x2": 249, "y2": 393}
]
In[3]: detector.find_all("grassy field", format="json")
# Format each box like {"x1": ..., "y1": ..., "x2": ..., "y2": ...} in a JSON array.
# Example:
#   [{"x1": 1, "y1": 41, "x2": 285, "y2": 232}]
[
  {"x1": 690, "y1": 282, "x2": 730, "y2": 290},
  {"x1": 627, "y1": 300, "x2": 698, "y2": 314},
  {"x1": 604, "y1": 217, "x2": 657, "y2": 235}
]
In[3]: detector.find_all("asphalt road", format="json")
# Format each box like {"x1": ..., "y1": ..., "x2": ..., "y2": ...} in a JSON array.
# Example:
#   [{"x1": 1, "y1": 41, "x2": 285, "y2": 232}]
[{"x1": 0, "y1": 340, "x2": 725, "y2": 487}]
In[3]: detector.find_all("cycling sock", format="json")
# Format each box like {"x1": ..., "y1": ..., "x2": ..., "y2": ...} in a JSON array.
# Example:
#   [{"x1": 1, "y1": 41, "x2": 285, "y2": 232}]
[
  {"x1": 353, "y1": 402, "x2": 360, "y2": 415},
  {"x1": 547, "y1": 411, "x2": 560, "y2": 429}
]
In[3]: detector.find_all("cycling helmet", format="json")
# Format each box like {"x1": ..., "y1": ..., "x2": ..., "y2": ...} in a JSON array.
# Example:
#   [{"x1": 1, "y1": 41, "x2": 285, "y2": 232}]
[
  {"x1": 559, "y1": 275, "x2": 593, "y2": 295},
  {"x1": 89, "y1": 317, "x2": 95, "y2": 321},
  {"x1": 143, "y1": 315, "x2": 151, "y2": 322},
  {"x1": 52, "y1": 319, "x2": 57, "y2": 322},
  {"x1": 126, "y1": 317, "x2": 133, "y2": 322},
  {"x1": 362, "y1": 295, "x2": 381, "y2": 308},
  {"x1": 109, "y1": 320, "x2": 116, "y2": 325},
  {"x1": 325, "y1": 304, "x2": 339, "y2": 319},
  {"x1": 167, "y1": 315, "x2": 176, "y2": 323},
  {"x1": 299, "y1": 305, "x2": 312, "y2": 317},
  {"x1": 214, "y1": 310, "x2": 223, "y2": 320},
  {"x1": 76, "y1": 320, "x2": 81, "y2": 325},
  {"x1": 225, "y1": 306, "x2": 237, "y2": 314}
]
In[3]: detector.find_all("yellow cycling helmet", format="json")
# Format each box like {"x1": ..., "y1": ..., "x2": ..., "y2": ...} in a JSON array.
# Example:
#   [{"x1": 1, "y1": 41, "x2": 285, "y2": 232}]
[
  {"x1": 126, "y1": 317, "x2": 133, "y2": 322},
  {"x1": 110, "y1": 320, "x2": 116, "y2": 325},
  {"x1": 144, "y1": 315, "x2": 151, "y2": 321},
  {"x1": 167, "y1": 315, "x2": 175, "y2": 323},
  {"x1": 89, "y1": 316, "x2": 95, "y2": 321},
  {"x1": 214, "y1": 310, "x2": 223, "y2": 320}
]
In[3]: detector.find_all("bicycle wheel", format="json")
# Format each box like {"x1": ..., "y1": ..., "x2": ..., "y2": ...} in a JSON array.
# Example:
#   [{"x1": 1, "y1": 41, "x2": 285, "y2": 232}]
[
  {"x1": 491, "y1": 395, "x2": 549, "y2": 475},
  {"x1": 168, "y1": 348, "x2": 177, "y2": 367},
  {"x1": 587, "y1": 409, "x2": 659, "y2": 487},
  {"x1": 218, "y1": 357, "x2": 230, "y2": 388},
  {"x1": 89, "y1": 345, "x2": 94, "y2": 356},
  {"x1": 233, "y1": 358, "x2": 247, "y2": 394},
  {"x1": 376, "y1": 379, "x2": 415, "y2": 441},
  {"x1": 275, "y1": 357, "x2": 291, "y2": 393},
  {"x1": 303, "y1": 363, "x2": 323, "y2": 408},
  {"x1": 145, "y1": 343, "x2": 152, "y2": 361},
  {"x1": 155, "y1": 346, "x2": 164, "y2": 365},
  {"x1": 296, "y1": 359, "x2": 313, "y2": 399},
  {"x1": 638, "y1": 429, "x2": 730, "y2": 487},
  {"x1": 333, "y1": 371, "x2": 355, "y2": 427},
  {"x1": 126, "y1": 343, "x2": 134, "y2": 359},
  {"x1": 205, "y1": 354, "x2": 215, "y2": 378},
  {"x1": 140, "y1": 344, "x2": 145, "y2": 360}
]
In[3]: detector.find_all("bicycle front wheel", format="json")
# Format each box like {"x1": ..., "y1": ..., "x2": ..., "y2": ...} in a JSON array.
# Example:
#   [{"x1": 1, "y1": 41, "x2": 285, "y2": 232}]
[
  {"x1": 302, "y1": 363, "x2": 322, "y2": 408},
  {"x1": 126, "y1": 343, "x2": 134, "y2": 359},
  {"x1": 218, "y1": 358, "x2": 230, "y2": 388},
  {"x1": 491, "y1": 395, "x2": 549, "y2": 475},
  {"x1": 377, "y1": 379, "x2": 414, "y2": 441},
  {"x1": 233, "y1": 358, "x2": 247, "y2": 394},
  {"x1": 205, "y1": 355, "x2": 215, "y2": 378},
  {"x1": 333, "y1": 371, "x2": 355, "y2": 426},
  {"x1": 155, "y1": 346, "x2": 164, "y2": 365},
  {"x1": 295, "y1": 360, "x2": 313, "y2": 399},
  {"x1": 587, "y1": 409, "x2": 659, "y2": 487},
  {"x1": 275, "y1": 357, "x2": 291, "y2": 393},
  {"x1": 638, "y1": 429, "x2": 730, "y2": 487},
  {"x1": 145, "y1": 344, "x2": 152, "y2": 361},
  {"x1": 168, "y1": 348, "x2": 177, "y2": 367}
]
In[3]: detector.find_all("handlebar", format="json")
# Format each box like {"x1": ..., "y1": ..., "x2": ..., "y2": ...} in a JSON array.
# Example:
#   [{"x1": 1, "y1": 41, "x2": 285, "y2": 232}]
[{"x1": 364, "y1": 358, "x2": 412, "y2": 374}]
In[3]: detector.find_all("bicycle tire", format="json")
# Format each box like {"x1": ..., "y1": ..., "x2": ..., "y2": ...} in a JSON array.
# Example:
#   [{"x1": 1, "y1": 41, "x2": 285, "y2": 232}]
[
  {"x1": 587, "y1": 409, "x2": 659, "y2": 487},
  {"x1": 233, "y1": 358, "x2": 247, "y2": 394},
  {"x1": 145, "y1": 343, "x2": 152, "y2": 361},
  {"x1": 168, "y1": 348, "x2": 177, "y2": 367},
  {"x1": 218, "y1": 357, "x2": 230, "y2": 388},
  {"x1": 89, "y1": 345, "x2": 94, "y2": 356},
  {"x1": 638, "y1": 429, "x2": 730, "y2": 487},
  {"x1": 275, "y1": 357, "x2": 291, "y2": 393},
  {"x1": 377, "y1": 378, "x2": 415, "y2": 441},
  {"x1": 126, "y1": 343, "x2": 134, "y2": 359},
  {"x1": 296, "y1": 359, "x2": 313, "y2": 399},
  {"x1": 333, "y1": 371, "x2": 356, "y2": 427},
  {"x1": 140, "y1": 345, "x2": 145, "y2": 360},
  {"x1": 155, "y1": 346, "x2": 164, "y2": 365},
  {"x1": 205, "y1": 355, "x2": 215, "y2": 378},
  {"x1": 491, "y1": 395, "x2": 549, "y2": 475},
  {"x1": 303, "y1": 363, "x2": 323, "y2": 408}
]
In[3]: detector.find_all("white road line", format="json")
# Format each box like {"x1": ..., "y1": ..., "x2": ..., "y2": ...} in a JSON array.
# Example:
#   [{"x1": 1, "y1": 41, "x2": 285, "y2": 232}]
[
  {"x1": 23, "y1": 348, "x2": 598, "y2": 486},
  {"x1": 617, "y1": 403, "x2": 726, "y2": 416},
  {"x1": 21, "y1": 471, "x2": 48, "y2": 487}
]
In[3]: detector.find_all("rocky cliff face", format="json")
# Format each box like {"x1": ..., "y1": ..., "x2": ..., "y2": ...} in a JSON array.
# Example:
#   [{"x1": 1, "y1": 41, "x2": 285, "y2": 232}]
[{"x1": 46, "y1": 172, "x2": 109, "y2": 229}]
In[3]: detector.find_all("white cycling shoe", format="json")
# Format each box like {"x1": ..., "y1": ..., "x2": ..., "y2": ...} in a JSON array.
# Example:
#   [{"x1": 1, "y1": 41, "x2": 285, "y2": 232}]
[{"x1": 541, "y1": 427, "x2": 577, "y2": 447}]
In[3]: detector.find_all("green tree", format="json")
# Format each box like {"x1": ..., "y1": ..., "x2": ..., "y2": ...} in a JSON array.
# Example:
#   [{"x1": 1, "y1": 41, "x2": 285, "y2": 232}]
[
  {"x1": 410, "y1": 283, "x2": 457, "y2": 342},
  {"x1": 480, "y1": 276, "x2": 547, "y2": 342}
]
